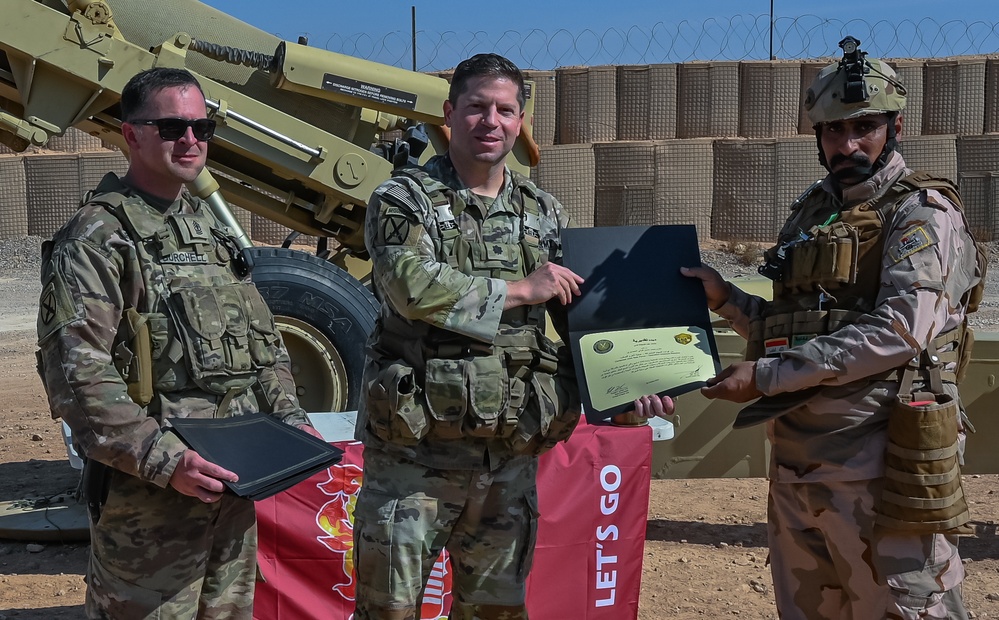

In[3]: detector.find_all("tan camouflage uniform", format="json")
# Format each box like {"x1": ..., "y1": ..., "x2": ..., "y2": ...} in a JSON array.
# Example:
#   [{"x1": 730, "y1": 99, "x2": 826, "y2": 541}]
[
  {"x1": 353, "y1": 154, "x2": 578, "y2": 619},
  {"x1": 36, "y1": 173, "x2": 309, "y2": 619},
  {"x1": 715, "y1": 151, "x2": 981, "y2": 619}
]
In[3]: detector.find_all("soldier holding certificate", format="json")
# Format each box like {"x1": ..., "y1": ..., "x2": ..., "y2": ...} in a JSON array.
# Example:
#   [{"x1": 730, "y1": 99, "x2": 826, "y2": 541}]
[{"x1": 683, "y1": 37, "x2": 985, "y2": 618}]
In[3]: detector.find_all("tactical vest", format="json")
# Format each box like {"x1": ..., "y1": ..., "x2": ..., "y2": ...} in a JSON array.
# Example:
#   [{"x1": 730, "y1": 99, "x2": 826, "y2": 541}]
[
  {"x1": 752, "y1": 171, "x2": 985, "y2": 534},
  {"x1": 749, "y1": 172, "x2": 983, "y2": 368},
  {"x1": 93, "y1": 185, "x2": 281, "y2": 413},
  {"x1": 366, "y1": 169, "x2": 578, "y2": 456}
]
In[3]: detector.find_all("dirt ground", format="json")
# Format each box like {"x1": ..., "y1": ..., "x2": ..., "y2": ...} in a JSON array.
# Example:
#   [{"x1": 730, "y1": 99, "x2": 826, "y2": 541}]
[{"x1": 2, "y1": 240, "x2": 999, "y2": 619}]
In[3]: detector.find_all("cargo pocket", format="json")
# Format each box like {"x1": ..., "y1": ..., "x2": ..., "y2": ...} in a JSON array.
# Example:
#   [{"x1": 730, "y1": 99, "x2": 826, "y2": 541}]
[
  {"x1": 515, "y1": 486, "x2": 541, "y2": 582},
  {"x1": 366, "y1": 360, "x2": 428, "y2": 445},
  {"x1": 464, "y1": 356, "x2": 509, "y2": 438},
  {"x1": 885, "y1": 556, "x2": 954, "y2": 616},
  {"x1": 88, "y1": 554, "x2": 163, "y2": 619},
  {"x1": 424, "y1": 358, "x2": 468, "y2": 440}
]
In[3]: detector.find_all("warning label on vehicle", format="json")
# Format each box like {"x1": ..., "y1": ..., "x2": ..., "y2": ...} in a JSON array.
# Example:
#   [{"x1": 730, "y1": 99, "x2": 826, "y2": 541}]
[{"x1": 322, "y1": 74, "x2": 418, "y2": 110}]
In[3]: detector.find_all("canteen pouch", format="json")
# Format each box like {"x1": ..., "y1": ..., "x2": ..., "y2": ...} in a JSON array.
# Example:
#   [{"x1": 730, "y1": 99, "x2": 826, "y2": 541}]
[{"x1": 877, "y1": 392, "x2": 971, "y2": 533}]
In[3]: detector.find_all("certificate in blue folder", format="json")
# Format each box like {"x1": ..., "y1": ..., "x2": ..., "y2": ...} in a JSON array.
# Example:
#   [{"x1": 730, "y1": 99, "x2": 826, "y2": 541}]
[{"x1": 562, "y1": 225, "x2": 722, "y2": 422}]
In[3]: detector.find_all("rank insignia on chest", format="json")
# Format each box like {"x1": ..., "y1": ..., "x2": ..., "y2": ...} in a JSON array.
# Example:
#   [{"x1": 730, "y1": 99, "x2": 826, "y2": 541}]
[
  {"x1": 765, "y1": 337, "x2": 790, "y2": 356},
  {"x1": 888, "y1": 226, "x2": 934, "y2": 264}
]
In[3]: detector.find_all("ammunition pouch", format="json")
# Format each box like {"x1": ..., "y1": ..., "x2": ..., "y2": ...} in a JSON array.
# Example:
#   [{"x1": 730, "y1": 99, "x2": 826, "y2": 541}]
[
  {"x1": 783, "y1": 222, "x2": 860, "y2": 293},
  {"x1": 365, "y1": 330, "x2": 577, "y2": 456},
  {"x1": 877, "y1": 345, "x2": 971, "y2": 534},
  {"x1": 165, "y1": 281, "x2": 277, "y2": 396}
]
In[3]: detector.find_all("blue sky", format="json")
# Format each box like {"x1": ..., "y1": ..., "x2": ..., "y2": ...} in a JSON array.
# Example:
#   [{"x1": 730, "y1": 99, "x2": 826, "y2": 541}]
[{"x1": 201, "y1": 0, "x2": 999, "y2": 69}]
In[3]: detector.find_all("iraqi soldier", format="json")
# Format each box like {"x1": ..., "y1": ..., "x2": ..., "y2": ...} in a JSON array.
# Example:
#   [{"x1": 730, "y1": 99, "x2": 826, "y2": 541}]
[
  {"x1": 35, "y1": 67, "x2": 320, "y2": 619},
  {"x1": 352, "y1": 53, "x2": 672, "y2": 620},
  {"x1": 683, "y1": 37, "x2": 985, "y2": 618}
]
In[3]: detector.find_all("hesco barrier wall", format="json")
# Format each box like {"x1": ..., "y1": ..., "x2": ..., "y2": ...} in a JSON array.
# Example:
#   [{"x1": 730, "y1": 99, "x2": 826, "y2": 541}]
[
  {"x1": 532, "y1": 54, "x2": 999, "y2": 243},
  {"x1": 6, "y1": 56, "x2": 999, "y2": 244}
]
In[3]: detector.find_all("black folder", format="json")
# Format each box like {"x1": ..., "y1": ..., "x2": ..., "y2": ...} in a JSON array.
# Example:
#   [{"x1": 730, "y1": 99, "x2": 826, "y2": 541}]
[
  {"x1": 562, "y1": 225, "x2": 722, "y2": 422},
  {"x1": 169, "y1": 414, "x2": 344, "y2": 501}
]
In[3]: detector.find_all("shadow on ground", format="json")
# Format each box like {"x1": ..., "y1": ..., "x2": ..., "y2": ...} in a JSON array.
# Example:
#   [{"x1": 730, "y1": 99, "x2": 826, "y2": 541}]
[
  {"x1": 646, "y1": 518, "x2": 767, "y2": 547},
  {"x1": 0, "y1": 459, "x2": 79, "y2": 502}
]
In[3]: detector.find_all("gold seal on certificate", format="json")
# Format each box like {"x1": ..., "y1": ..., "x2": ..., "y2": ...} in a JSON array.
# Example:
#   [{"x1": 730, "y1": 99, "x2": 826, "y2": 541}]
[{"x1": 579, "y1": 326, "x2": 717, "y2": 411}]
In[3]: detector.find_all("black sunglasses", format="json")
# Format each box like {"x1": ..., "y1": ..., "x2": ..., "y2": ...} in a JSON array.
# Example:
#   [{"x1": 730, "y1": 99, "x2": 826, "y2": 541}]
[{"x1": 130, "y1": 117, "x2": 216, "y2": 141}]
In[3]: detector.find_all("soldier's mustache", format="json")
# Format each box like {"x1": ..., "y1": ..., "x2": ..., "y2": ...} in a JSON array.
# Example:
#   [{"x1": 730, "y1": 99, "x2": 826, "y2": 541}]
[
  {"x1": 830, "y1": 152, "x2": 872, "y2": 169},
  {"x1": 830, "y1": 152, "x2": 874, "y2": 182}
]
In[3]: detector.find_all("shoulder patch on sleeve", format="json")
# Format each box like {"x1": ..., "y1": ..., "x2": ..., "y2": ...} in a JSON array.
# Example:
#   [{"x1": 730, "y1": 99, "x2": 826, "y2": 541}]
[
  {"x1": 36, "y1": 252, "x2": 86, "y2": 343},
  {"x1": 380, "y1": 214, "x2": 412, "y2": 246},
  {"x1": 887, "y1": 225, "x2": 938, "y2": 264}
]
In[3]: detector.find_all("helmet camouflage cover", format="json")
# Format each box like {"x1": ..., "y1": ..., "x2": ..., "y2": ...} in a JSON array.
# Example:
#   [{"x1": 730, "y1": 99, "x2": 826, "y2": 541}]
[{"x1": 804, "y1": 45, "x2": 907, "y2": 125}]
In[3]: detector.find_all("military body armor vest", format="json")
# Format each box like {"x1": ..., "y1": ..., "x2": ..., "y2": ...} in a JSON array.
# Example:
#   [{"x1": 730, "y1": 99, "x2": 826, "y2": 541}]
[
  {"x1": 95, "y1": 186, "x2": 281, "y2": 409},
  {"x1": 366, "y1": 169, "x2": 577, "y2": 456},
  {"x1": 753, "y1": 172, "x2": 984, "y2": 534}
]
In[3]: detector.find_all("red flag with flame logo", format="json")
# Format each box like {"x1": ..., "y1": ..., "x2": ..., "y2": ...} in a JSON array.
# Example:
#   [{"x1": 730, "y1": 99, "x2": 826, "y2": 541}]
[{"x1": 255, "y1": 419, "x2": 651, "y2": 619}]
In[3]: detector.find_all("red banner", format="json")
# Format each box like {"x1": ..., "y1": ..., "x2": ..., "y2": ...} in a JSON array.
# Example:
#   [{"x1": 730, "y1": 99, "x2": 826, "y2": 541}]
[{"x1": 254, "y1": 419, "x2": 652, "y2": 619}]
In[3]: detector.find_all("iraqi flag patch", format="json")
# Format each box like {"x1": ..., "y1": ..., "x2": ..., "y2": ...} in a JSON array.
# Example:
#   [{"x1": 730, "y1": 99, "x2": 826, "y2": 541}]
[
  {"x1": 888, "y1": 225, "x2": 935, "y2": 264},
  {"x1": 765, "y1": 337, "x2": 790, "y2": 356}
]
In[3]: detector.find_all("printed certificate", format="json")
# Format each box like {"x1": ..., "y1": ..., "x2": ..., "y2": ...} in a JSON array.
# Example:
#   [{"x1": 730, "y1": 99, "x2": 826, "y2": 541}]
[
  {"x1": 563, "y1": 225, "x2": 722, "y2": 422},
  {"x1": 578, "y1": 326, "x2": 717, "y2": 412}
]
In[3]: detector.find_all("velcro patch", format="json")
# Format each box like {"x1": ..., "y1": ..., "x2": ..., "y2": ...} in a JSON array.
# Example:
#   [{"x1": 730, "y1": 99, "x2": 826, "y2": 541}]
[
  {"x1": 791, "y1": 334, "x2": 816, "y2": 347},
  {"x1": 765, "y1": 337, "x2": 790, "y2": 356},
  {"x1": 888, "y1": 226, "x2": 936, "y2": 264},
  {"x1": 379, "y1": 183, "x2": 423, "y2": 214}
]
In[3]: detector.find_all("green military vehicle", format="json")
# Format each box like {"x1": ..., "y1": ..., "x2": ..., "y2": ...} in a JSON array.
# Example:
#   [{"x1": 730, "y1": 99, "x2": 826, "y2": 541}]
[{"x1": 1, "y1": 0, "x2": 996, "y2": 485}]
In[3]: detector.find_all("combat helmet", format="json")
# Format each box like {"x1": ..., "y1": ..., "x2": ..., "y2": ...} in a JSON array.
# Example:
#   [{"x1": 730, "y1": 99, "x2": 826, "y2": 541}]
[{"x1": 804, "y1": 36, "x2": 908, "y2": 175}]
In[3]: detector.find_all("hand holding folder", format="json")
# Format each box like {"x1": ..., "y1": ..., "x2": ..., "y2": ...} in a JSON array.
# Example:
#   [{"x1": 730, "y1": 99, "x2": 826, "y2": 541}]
[{"x1": 169, "y1": 414, "x2": 344, "y2": 501}]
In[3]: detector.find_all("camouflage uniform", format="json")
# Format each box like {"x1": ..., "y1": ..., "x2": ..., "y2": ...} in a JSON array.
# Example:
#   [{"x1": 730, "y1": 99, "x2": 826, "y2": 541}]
[
  {"x1": 715, "y1": 151, "x2": 982, "y2": 619},
  {"x1": 353, "y1": 154, "x2": 578, "y2": 619},
  {"x1": 36, "y1": 173, "x2": 309, "y2": 619}
]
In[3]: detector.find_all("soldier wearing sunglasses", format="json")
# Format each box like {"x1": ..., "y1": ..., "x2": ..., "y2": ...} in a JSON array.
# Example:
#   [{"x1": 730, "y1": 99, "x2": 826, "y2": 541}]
[{"x1": 36, "y1": 67, "x2": 317, "y2": 619}]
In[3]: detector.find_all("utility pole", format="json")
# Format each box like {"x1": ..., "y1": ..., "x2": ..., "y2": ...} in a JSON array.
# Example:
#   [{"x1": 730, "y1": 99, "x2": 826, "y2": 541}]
[{"x1": 769, "y1": 0, "x2": 775, "y2": 60}]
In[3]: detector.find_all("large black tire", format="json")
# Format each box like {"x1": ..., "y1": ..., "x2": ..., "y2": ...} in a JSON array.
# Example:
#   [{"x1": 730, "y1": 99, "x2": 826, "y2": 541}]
[{"x1": 249, "y1": 247, "x2": 378, "y2": 413}]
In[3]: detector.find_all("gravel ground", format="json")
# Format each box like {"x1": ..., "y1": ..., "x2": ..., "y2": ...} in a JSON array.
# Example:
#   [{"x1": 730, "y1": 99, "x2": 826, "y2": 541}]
[{"x1": 0, "y1": 237, "x2": 42, "y2": 333}]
